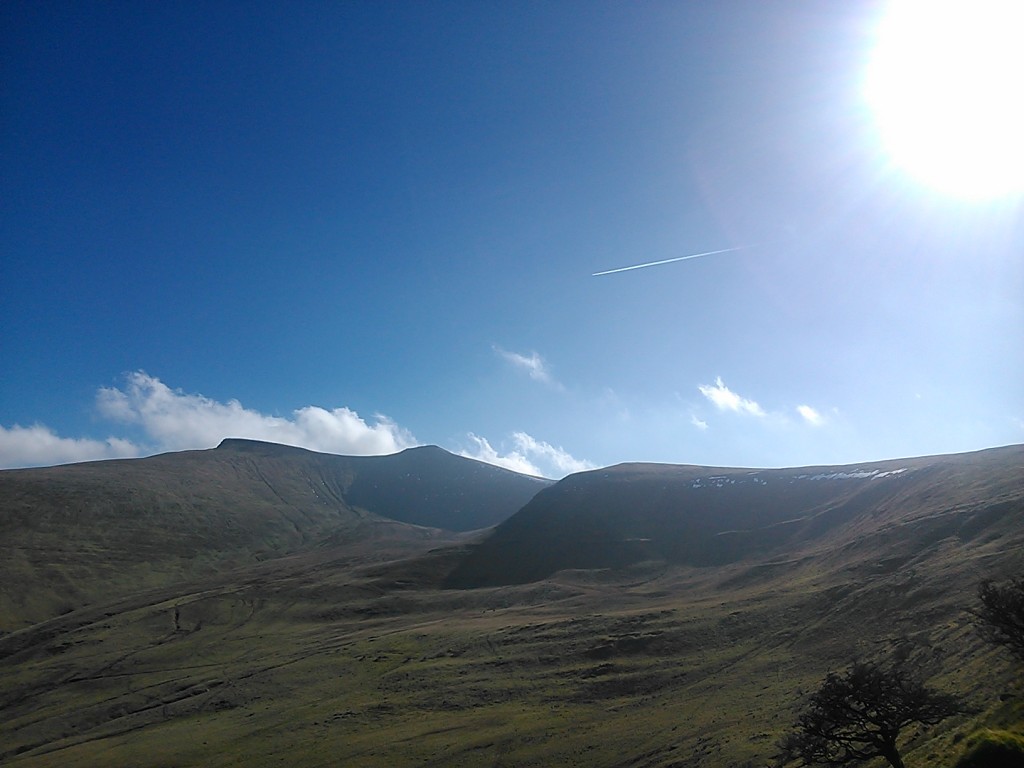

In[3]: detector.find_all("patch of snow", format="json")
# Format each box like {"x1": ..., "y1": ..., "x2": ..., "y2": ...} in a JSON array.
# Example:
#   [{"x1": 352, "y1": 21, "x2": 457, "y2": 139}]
[
  {"x1": 875, "y1": 468, "x2": 909, "y2": 478},
  {"x1": 793, "y1": 468, "x2": 910, "y2": 481},
  {"x1": 689, "y1": 467, "x2": 910, "y2": 489}
]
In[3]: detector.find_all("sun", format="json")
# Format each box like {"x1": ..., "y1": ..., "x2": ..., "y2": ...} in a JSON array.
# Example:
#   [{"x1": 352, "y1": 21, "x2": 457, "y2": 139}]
[{"x1": 864, "y1": 0, "x2": 1024, "y2": 200}]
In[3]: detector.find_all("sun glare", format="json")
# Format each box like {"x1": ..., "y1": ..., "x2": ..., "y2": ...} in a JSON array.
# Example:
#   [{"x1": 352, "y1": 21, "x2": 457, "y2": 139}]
[{"x1": 865, "y1": 0, "x2": 1024, "y2": 200}]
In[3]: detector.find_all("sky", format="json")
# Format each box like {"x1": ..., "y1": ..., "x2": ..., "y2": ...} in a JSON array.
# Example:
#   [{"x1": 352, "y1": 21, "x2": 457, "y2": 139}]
[{"x1": 2, "y1": 1, "x2": 1022, "y2": 478}]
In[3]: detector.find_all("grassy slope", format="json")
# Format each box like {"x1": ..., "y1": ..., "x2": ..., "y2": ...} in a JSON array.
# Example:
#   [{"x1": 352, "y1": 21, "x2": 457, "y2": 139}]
[
  {"x1": 1, "y1": 445, "x2": 1021, "y2": 766},
  {"x1": 1, "y1": 502, "x2": 1021, "y2": 767},
  {"x1": 0, "y1": 441, "x2": 545, "y2": 632},
  {"x1": 0, "y1": 448, "x2": 419, "y2": 633}
]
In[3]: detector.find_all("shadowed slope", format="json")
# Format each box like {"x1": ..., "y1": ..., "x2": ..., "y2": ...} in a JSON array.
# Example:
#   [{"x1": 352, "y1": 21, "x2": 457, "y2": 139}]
[
  {"x1": 445, "y1": 445, "x2": 1024, "y2": 587},
  {"x1": 314, "y1": 443, "x2": 549, "y2": 531},
  {"x1": 212, "y1": 439, "x2": 549, "y2": 531}
]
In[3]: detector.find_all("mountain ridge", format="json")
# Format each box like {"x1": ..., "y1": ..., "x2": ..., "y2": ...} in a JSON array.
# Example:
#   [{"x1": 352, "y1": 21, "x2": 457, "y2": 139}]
[{"x1": 445, "y1": 444, "x2": 1024, "y2": 587}]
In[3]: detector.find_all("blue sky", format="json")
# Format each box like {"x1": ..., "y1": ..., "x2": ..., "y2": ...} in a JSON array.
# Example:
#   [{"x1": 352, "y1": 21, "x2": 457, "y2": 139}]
[{"x1": 2, "y1": 1, "x2": 1022, "y2": 477}]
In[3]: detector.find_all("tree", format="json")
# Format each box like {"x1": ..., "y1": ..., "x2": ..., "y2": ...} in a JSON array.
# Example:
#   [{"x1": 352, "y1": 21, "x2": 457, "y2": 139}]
[
  {"x1": 778, "y1": 660, "x2": 961, "y2": 768},
  {"x1": 974, "y1": 577, "x2": 1024, "y2": 664}
]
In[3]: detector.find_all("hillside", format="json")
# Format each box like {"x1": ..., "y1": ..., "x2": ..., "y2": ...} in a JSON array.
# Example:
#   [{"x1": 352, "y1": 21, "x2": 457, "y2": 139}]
[
  {"x1": 0, "y1": 440, "x2": 548, "y2": 631},
  {"x1": 0, "y1": 445, "x2": 1021, "y2": 767},
  {"x1": 445, "y1": 445, "x2": 1024, "y2": 587}
]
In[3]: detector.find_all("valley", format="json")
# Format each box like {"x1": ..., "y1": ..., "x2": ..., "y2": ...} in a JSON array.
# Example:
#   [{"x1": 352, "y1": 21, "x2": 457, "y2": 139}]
[{"x1": 1, "y1": 443, "x2": 1021, "y2": 767}]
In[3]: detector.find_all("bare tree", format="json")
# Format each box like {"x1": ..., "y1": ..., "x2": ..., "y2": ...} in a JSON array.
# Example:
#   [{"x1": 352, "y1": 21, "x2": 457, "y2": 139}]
[
  {"x1": 779, "y1": 660, "x2": 960, "y2": 768},
  {"x1": 975, "y1": 577, "x2": 1024, "y2": 664}
]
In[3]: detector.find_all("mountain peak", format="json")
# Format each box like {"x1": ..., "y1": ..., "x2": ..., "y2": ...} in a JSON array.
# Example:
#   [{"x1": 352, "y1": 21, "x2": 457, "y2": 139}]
[
  {"x1": 214, "y1": 438, "x2": 319, "y2": 457},
  {"x1": 216, "y1": 439, "x2": 453, "y2": 460},
  {"x1": 399, "y1": 444, "x2": 449, "y2": 456}
]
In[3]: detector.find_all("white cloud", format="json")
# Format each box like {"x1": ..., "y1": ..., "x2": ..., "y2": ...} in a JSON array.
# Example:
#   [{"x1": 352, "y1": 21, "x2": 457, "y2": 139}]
[
  {"x1": 459, "y1": 431, "x2": 595, "y2": 479},
  {"x1": 698, "y1": 377, "x2": 765, "y2": 417},
  {"x1": 690, "y1": 415, "x2": 709, "y2": 431},
  {"x1": 3, "y1": 373, "x2": 598, "y2": 476},
  {"x1": 494, "y1": 346, "x2": 561, "y2": 388},
  {"x1": 460, "y1": 434, "x2": 542, "y2": 476},
  {"x1": 96, "y1": 371, "x2": 416, "y2": 456},
  {"x1": 510, "y1": 432, "x2": 595, "y2": 475},
  {"x1": 797, "y1": 404, "x2": 824, "y2": 426},
  {"x1": 0, "y1": 424, "x2": 140, "y2": 469}
]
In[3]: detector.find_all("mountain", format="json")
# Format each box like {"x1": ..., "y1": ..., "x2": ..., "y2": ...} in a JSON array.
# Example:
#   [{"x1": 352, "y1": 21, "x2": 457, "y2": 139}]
[
  {"x1": 0, "y1": 439, "x2": 548, "y2": 631},
  {"x1": 0, "y1": 445, "x2": 1021, "y2": 767},
  {"x1": 305, "y1": 441, "x2": 550, "y2": 531},
  {"x1": 445, "y1": 445, "x2": 1024, "y2": 587}
]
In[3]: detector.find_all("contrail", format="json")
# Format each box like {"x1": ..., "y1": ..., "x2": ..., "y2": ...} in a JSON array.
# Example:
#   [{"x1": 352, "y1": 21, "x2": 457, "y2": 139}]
[{"x1": 592, "y1": 245, "x2": 750, "y2": 276}]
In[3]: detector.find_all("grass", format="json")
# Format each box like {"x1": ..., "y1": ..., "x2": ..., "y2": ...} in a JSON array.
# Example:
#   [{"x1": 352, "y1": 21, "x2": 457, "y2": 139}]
[
  {"x1": 2, "y1": 444, "x2": 1021, "y2": 766},
  {"x1": 2, "y1": 533, "x2": 1021, "y2": 768},
  {"x1": 0, "y1": 440, "x2": 536, "y2": 633}
]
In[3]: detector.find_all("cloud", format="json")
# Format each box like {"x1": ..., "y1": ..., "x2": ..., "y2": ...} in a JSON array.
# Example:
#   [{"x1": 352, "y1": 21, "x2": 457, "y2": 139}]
[
  {"x1": 698, "y1": 377, "x2": 765, "y2": 417},
  {"x1": 690, "y1": 415, "x2": 709, "y2": 431},
  {"x1": 460, "y1": 434, "x2": 541, "y2": 476},
  {"x1": 460, "y1": 431, "x2": 595, "y2": 479},
  {"x1": 796, "y1": 404, "x2": 824, "y2": 426},
  {"x1": 494, "y1": 346, "x2": 561, "y2": 388},
  {"x1": 96, "y1": 371, "x2": 416, "y2": 456},
  {"x1": 510, "y1": 432, "x2": 595, "y2": 476},
  {"x1": 0, "y1": 424, "x2": 140, "y2": 469},
  {"x1": 2, "y1": 372, "x2": 596, "y2": 476}
]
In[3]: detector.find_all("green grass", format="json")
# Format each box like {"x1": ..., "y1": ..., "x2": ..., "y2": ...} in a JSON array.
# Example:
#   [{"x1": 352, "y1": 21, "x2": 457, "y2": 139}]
[
  {"x1": 2, "y1": 445, "x2": 1021, "y2": 766},
  {"x1": 2, "y1": 538, "x2": 1021, "y2": 768},
  {"x1": 952, "y1": 727, "x2": 1024, "y2": 768},
  {"x1": 0, "y1": 440, "x2": 529, "y2": 633}
]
